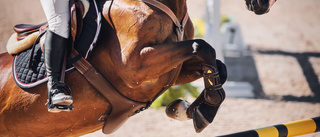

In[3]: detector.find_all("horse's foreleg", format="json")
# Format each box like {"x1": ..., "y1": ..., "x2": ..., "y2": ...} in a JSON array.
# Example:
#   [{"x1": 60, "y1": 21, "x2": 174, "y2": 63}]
[
  {"x1": 120, "y1": 40, "x2": 197, "y2": 88},
  {"x1": 185, "y1": 60, "x2": 227, "y2": 116},
  {"x1": 191, "y1": 64, "x2": 226, "y2": 133},
  {"x1": 167, "y1": 64, "x2": 226, "y2": 133},
  {"x1": 164, "y1": 40, "x2": 228, "y2": 133}
]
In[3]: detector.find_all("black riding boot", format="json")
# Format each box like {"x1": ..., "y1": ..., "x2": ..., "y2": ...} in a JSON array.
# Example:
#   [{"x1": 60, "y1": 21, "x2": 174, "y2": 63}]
[{"x1": 45, "y1": 30, "x2": 73, "y2": 113}]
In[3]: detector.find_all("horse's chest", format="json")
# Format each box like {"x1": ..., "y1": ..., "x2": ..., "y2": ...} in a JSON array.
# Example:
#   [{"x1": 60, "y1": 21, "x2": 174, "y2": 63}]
[{"x1": 112, "y1": 3, "x2": 175, "y2": 44}]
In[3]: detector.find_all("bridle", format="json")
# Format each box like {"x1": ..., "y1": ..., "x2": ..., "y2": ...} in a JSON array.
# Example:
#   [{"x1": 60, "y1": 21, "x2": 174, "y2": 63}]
[{"x1": 142, "y1": 0, "x2": 189, "y2": 41}]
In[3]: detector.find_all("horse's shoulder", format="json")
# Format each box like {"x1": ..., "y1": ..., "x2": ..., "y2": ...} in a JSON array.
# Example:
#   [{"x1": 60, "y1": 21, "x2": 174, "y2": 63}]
[
  {"x1": 0, "y1": 60, "x2": 40, "y2": 114},
  {"x1": 103, "y1": 0, "x2": 174, "y2": 42}
]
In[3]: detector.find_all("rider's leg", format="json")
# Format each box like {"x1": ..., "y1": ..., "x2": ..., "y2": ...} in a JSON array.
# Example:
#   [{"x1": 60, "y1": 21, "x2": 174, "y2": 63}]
[
  {"x1": 40, "y1": 0, "x2": 73, "y2": 112},
  {"x1": 40, "y1": 0, "x2": 70, "y2": 38}
]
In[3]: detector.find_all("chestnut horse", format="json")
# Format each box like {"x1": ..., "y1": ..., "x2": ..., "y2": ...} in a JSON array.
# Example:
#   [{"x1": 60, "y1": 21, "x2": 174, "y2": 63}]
[{"x1": 0, "y1": 0, "x2": 227, "y2": 136}]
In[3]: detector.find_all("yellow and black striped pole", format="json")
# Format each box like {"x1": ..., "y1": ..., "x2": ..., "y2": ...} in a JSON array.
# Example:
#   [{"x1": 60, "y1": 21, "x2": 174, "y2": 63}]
[{"x1": 218, "y1": 116, "x2": 320, "y2": 137}]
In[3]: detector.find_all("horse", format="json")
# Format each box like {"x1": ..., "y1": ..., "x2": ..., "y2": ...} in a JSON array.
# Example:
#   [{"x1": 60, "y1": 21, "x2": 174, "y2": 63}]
[{"x1": 0, "y1": 0, "x2": 227, "y2": 136}]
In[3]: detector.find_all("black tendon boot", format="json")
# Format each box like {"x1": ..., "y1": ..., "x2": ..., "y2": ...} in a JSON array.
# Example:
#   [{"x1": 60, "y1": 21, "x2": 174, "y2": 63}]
[
  {"x1": 45, "y1": 30, "x2": 73, "y2": 113},
  {"x1": 193, "y1": 64, "x2": 226, "y2": 133}
]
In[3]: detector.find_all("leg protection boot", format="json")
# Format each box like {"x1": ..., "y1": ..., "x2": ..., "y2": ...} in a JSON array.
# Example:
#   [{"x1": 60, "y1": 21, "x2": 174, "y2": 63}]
[
  {"x1": 44, "y1": 30, "x2": 73, "y2": 113},
  {"x1": 193, "y1": 64, "x2": 226, "y2": 133}
]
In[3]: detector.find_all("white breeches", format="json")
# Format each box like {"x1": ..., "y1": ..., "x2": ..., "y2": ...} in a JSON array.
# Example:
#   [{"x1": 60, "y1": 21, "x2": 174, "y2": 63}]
[{"x1": 40, "y1": 0, "x2": 70, "y2": 38}]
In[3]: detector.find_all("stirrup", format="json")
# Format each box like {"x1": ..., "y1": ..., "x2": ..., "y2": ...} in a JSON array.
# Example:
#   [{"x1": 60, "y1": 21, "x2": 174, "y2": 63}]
[
  {"x1": 46, "y1": 83, "x2": 74, "y2": 113},
  {"x1": 47, "y1": 104, "x2": 74, "y2": 113}
]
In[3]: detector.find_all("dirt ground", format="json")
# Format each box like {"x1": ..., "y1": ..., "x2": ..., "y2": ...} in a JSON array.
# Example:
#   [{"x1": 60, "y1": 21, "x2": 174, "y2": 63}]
[{"x1": 1, "y1": 0, "x2": 320, "y2": 137}]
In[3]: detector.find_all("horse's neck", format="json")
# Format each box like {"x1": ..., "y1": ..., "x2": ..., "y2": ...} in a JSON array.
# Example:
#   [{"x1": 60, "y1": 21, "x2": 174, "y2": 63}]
[{"x1": 159, "y1": 0, "x2": 188, "y2": 20}]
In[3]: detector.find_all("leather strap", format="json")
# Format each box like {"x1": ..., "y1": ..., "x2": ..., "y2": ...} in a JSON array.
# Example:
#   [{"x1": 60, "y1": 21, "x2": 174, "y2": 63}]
[
  {"x1": 71, "y1": 51, "x2": 147, "y2": 134},
  {"x1": 27, "y1": 26, "x2": 48, "y2": 69},
  {"x1": 142, "y1": 0, "x2": 189, "y2": 41}
]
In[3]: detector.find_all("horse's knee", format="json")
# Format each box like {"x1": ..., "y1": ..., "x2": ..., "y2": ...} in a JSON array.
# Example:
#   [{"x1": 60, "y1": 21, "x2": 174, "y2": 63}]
[
  {"x1": 193, "y1": 39, "x2": 216, "y2": 62},
  {"x1": 194, "y1": 39, "x2": 215, "y2": 53}
]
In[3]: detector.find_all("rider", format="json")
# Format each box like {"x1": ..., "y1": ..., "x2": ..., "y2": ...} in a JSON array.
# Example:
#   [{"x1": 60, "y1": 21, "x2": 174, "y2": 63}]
[{"x1": 40, "y1": 0, "x2": 73, "y2": 113}]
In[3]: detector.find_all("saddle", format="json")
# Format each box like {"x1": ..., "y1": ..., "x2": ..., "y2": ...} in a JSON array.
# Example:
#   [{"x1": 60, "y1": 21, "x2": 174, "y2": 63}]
[
  {"x1": 12, "y1": 0, "x2": 86, "y2": 52},
  {"x1": 11, "y1": 0, "x2": 92, "y2": 112}
]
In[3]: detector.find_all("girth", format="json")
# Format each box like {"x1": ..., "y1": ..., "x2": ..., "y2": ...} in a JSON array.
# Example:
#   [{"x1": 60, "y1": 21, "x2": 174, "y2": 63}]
[{"x1": 71, "y1": 51, "x2": 147, "y2": 134}]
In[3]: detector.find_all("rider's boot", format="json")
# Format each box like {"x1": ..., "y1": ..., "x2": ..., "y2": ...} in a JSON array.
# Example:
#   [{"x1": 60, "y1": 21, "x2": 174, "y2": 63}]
[
  {"x1": 192, "y1": 64, "x2": 226, "y2": 133},
  {"x1": 45, "y1": 30, "x2": 73, "y2": 113}
]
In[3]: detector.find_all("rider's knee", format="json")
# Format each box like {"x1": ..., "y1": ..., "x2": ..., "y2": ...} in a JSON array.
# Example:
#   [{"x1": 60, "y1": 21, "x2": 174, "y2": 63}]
[
  {"x1": 40, "y1": 0, "x2": 70, "y2": 38},
  {"x1": 47, "y1": 13, "x2": 70, "y2": 38}
]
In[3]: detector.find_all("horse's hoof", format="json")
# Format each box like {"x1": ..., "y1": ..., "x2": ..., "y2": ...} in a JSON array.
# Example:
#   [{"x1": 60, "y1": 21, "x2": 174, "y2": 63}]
[
  {"x1": 166, "y1": 99, "x2": 191, "y2": 121},
  {"x1": 192, "y1": 103, "x2": 219, "y2": 133},
  {"x1": 192, "y1": 106, "x2": 210, "y2": 133}
]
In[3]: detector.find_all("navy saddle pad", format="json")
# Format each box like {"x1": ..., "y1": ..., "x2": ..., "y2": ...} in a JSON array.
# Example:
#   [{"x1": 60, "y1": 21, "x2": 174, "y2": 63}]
[{"x1": 12, "y1": 0, "x2": 101, "y2": 89}]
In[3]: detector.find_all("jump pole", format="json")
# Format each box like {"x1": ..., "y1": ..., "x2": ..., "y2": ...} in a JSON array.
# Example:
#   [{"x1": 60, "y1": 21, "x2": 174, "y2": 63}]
[
  {"x1": 218, "y1": 116, "x2": 320, "y2": 137},
  {"x1": 205, "y1": 0, "x2": 223, "y2": 61}
]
